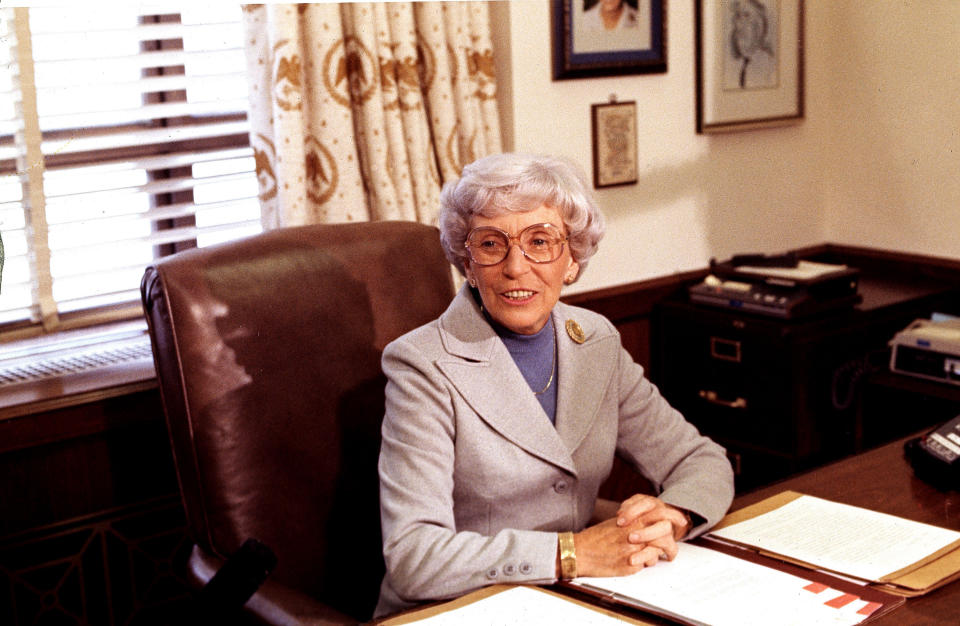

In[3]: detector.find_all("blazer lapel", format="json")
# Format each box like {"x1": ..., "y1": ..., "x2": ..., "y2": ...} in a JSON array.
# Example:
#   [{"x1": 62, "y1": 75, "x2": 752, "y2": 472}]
[
  {"x1": 553, "y1": 303, "x2": 618, "y2": 455},
  {"x1": 436, "y1": 287, "x2": 576, "y2": 474}
]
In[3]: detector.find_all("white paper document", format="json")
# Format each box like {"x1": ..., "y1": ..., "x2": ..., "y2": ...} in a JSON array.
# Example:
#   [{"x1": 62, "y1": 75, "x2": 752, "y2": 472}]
[
  {"x1": 574, "y1": 543, "x2": 881, "y2": 626},
  {"x1": 735, "y1": 260, "x2": 847, "y2": 281},
  {"x1": 401, "y1": 586, "x2": 629, "y2": 625},
  {"x1": 710, "y1": 494, "x2": 960, "y2": 582},
  {"x1": 574, "y1": 543, "x2": 879, "y2": 626}
]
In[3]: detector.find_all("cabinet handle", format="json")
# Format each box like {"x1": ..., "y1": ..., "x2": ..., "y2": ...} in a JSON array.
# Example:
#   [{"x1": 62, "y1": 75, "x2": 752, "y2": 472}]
[
  {"x1": 710, "y1": 337, "x2": 741, "y2": 362},
  {"x1": 698, "y1": 389, "x2": 748, "y2": 410}
]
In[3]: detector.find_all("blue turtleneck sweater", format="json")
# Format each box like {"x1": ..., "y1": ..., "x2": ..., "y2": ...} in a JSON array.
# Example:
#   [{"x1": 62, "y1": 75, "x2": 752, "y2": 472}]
[{"x1": 495, "y1": 316, "x2": 558, "y2": 424}]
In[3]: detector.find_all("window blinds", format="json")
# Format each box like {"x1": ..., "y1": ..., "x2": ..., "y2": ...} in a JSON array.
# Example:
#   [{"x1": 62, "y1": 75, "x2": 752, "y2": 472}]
[{"x1": 0, "y1": 5, "x2": 260, "y2": 333}]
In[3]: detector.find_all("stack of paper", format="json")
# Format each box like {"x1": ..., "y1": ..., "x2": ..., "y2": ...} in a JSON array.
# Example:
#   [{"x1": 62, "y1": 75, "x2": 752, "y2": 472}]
[{"x1": 708, "y1": 491, "x2": 960, "y2": 596}]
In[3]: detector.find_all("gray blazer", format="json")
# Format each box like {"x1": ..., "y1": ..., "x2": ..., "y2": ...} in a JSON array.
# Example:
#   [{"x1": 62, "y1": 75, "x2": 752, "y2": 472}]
[{"x1": 375, "y1": 286, "x2": 734, "y2": 616}]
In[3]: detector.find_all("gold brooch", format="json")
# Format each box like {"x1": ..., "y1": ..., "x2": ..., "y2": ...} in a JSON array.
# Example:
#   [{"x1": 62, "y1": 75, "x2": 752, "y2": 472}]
[{"x1": 565, "y1": 319, "x2": 585, "y2": 344}]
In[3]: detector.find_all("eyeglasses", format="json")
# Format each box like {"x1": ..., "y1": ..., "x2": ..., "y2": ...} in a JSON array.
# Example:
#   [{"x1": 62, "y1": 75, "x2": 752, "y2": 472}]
[{"x1": 464, "y1": 223, "x2": 568, "y2": 266}]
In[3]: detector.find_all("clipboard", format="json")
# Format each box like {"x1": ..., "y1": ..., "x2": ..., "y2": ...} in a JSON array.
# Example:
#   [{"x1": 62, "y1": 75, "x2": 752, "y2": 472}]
[
  {"x1": 376, "y1": 584, "x2": 661, "y2": 625},
  {"x1": 708, "y1": 490, "x2": 960, "y2": 597}
]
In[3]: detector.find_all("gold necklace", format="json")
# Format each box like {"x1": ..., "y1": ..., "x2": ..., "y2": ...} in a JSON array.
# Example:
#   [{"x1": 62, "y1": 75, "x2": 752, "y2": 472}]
[{"x1": 534, "y1": 337, "x2": 556, "y2": 396}]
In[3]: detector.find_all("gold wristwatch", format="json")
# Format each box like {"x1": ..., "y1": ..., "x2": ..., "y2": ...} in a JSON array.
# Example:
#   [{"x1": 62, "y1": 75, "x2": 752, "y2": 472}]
[{"x1": 558, "y1": 531, "x2": 577, "y2": 580}]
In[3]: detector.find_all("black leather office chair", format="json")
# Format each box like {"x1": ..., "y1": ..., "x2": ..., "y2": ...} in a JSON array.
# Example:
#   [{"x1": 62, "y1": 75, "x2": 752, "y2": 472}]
[{"x1": 141, "y1": 221, "x2": 455, "y2": 623}]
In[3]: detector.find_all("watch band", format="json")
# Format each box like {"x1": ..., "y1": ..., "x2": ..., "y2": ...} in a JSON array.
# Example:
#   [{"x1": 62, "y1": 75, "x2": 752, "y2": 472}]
[{"x1": 558, "y1": 531, "x2": 577, "y2": 580}]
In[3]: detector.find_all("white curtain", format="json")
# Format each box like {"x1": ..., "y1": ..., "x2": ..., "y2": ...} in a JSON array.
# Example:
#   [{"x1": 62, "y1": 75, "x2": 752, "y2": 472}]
[{"x1": 242, "y1": 2, "x2": 502, "y2": 228}]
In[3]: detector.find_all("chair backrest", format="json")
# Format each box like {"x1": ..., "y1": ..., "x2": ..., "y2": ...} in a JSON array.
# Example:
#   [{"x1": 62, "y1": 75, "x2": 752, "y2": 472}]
[{"x1": 141, "y1": 221, "x2": 455, "y2": 620}]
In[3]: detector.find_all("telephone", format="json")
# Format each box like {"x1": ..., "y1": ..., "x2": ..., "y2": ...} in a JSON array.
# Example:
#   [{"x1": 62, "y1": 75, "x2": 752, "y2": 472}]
[{"x1": 904, "y1": 415, "x2": 960, "y2": 489}]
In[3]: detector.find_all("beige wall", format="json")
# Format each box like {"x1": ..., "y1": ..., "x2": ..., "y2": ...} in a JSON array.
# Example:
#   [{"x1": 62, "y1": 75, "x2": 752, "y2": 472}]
[
  {"x1": 822, "y1": 2, "x2": 960, "y2": 260},
  {"x1": 492, "y1": 1, "x2": 960, "y2": 296}
]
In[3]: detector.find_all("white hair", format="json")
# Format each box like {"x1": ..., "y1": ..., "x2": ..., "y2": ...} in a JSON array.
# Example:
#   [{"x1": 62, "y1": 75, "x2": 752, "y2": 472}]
[{"x1": 437, "y1": 153, "x2": 606, "y2": 282}]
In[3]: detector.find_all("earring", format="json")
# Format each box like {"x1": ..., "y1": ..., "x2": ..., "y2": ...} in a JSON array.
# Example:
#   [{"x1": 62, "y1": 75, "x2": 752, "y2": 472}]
[{"x1": 468, "y1": 278, "x2": 477, "y2": 288}]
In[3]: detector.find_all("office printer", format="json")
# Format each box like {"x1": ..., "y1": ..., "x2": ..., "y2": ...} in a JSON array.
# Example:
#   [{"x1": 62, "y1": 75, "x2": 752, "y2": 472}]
[
  {"x1": 688, "y1": 252, "x2": 861, "y2": 319},
  {"x1": 889, "y1": 316, "x2": 960, "y2": 386}
]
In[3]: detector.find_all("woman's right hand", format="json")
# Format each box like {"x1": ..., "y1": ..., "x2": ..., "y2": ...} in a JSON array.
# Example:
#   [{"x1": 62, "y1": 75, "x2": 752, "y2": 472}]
[{"x1": 571, "y1": 517, "x2": 665, "y2": 577}]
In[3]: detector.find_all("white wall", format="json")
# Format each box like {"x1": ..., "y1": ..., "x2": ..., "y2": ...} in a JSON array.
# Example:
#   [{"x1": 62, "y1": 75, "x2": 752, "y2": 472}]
[{"x1": 491, "y1": 1, "x2": 960, "y2": 296}]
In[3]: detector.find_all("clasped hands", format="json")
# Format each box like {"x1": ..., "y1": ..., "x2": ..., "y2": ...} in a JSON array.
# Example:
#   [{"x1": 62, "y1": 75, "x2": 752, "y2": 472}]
[{"x1": 574, "y1": 494, "x2": 692, "y2": 578}]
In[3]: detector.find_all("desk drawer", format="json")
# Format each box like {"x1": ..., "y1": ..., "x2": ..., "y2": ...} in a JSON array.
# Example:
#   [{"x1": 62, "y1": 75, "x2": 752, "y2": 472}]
[
  {"x1": 684, "y1": 378, "x2": 796, "y2": 454},
  {"x1": 659, "y1": 339, "x2": 795, "y2": 453},
  {"x1": 655, "y1": 303, "x2": 868, "y2": 457}
]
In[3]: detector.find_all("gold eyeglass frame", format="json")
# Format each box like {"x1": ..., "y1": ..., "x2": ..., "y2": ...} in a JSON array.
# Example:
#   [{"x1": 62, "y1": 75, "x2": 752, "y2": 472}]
[{"x1": 464, "y1": 223, "x2": 569, "y2": 266}]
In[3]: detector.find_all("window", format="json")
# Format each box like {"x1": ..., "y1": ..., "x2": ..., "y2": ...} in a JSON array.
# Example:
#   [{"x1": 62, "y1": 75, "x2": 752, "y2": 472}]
[{"x1": 0, "y1": 5, "x2": 260, "y2": 338}]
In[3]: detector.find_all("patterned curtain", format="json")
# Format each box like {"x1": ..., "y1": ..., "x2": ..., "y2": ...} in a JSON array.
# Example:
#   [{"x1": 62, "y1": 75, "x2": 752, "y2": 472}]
[{"x1": 242, "y1": 2, "x2": 501, "y2": 228}]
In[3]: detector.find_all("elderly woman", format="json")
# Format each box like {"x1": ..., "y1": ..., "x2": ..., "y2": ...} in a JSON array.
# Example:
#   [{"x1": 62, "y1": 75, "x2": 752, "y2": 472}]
[{"x1": 375, "y1": 153, "x2": 734, "y2": 617}]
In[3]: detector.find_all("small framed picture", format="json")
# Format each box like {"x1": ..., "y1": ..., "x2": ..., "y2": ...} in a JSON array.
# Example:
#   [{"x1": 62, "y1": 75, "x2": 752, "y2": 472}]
[
  {"x1": 696, "y1": 0, "x2": 805, "y2": 133},
  {"x1": 591, "y1": 100, "x2": 638, "y2": 188},
  {"x1": 552, "y1": 0, "x2": 667, "y2": 80}
]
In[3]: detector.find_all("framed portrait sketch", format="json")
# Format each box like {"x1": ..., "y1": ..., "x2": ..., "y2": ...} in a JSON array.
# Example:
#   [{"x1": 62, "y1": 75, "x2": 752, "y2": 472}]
[
  {"x1": 552, "y1": 0, "x2": 667, "y2": 79},
  {"x1": 591, "y1": 100, "x2": 638, "y2": 188},
  {"x1": 696, "y1": 0, "x2": 804, "y2": 133}
]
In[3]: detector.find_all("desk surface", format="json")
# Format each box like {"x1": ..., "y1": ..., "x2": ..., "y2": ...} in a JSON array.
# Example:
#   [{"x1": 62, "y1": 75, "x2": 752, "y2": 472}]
[{"x1": 733, "y1": 432, "x2": 960, "y2": 625}]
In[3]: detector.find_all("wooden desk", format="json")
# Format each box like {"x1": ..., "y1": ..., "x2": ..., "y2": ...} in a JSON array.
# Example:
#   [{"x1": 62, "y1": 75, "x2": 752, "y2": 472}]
[
  {"x1": 733, "y1": 433, "x2": 960, "y2": 625},
  {"x1": 380, "y1": 434, "x2": 959, "y2": 625}
]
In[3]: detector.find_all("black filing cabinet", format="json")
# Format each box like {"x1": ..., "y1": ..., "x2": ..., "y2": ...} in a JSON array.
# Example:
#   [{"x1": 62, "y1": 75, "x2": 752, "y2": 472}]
[{"x1": 653, "y1": 273, "x2": 960, "y2": 493}]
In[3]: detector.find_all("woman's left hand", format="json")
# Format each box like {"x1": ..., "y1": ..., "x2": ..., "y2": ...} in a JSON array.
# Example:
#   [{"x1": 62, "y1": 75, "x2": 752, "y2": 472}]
[{"x1": 615, "y1": 495, "x2": 692, "y2": 561}]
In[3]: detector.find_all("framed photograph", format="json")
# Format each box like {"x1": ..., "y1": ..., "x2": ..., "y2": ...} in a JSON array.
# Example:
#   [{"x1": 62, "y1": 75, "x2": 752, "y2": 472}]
[
  {"x1": 696, "y1": 0, "x2": 804, "y2": 133},
  {"x1": 552, "y1": 0, "x2": 667, "y2": 80},
  {"x1": 591, "y1": 100, "x2": 638, "y2": 188}
]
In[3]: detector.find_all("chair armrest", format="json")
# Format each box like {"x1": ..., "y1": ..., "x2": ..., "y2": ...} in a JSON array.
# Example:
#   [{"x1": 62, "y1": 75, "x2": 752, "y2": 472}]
[
  {"x1": 245, "y1": 579, "x2": 357, "y2": 625},
  {"x1": 189, "y1": 545, "x2": 356, "y2": 625}
]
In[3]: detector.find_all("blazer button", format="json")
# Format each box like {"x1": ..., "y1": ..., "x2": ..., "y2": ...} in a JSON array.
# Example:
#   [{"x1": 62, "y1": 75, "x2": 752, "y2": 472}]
[
  {"x1": 519, "y1": 562, "x2": 533, "y2": 575},
  {"x1": 503, "y1": 564, "x2": 517, "y2": 576},
  {"x1": 553, "y1": 480, "x2": 568, "y2": 494},
  {"x1": 485, "y1": 568, "x2": 499, "y2": 580}
]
